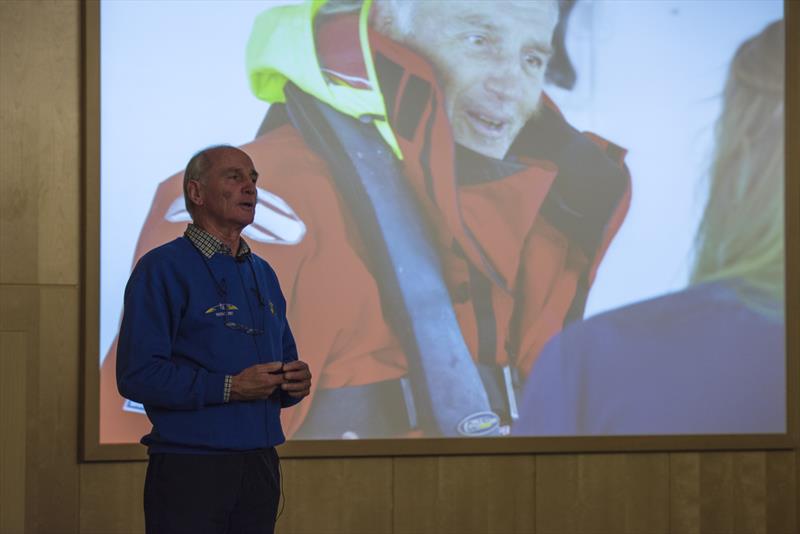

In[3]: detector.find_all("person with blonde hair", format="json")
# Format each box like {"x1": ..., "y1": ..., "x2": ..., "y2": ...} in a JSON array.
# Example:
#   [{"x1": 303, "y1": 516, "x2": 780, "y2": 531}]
[
  {"x1": 691, "y1": 20, "x2": 784, "y2": 307},
  {"x1": 513, "y1": 20, "x2": 785, "y2": 436}
]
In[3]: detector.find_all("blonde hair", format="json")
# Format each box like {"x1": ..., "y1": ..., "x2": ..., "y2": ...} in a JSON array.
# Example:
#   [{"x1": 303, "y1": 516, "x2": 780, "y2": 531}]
[{"x1": 690, "y1": 20, "x2": 785, "y2": 306}]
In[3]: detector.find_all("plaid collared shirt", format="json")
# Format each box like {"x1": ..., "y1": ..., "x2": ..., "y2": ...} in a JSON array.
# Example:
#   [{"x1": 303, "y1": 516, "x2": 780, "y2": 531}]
[{"x1": 184, "y1": 223, "x2": 251, "y2": 259}]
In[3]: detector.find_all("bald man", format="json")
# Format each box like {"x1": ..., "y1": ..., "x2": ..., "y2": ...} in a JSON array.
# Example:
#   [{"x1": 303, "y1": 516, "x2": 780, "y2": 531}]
[{"x1": 117, "y1": 145, "x2": 311, "y2": 534}]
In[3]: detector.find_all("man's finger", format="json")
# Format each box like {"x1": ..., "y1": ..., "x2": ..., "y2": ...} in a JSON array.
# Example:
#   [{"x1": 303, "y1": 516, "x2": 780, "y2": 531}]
[
  {"x1": 255, "y1": 361, "x2": 284, "y2": 373},
  {"x1": 282, "y1": 360, "x2": 307, "y2": 372},
  {"x1": 281, "y1": 381, "x2": 310, "y2": 392},
  {"x1": 264, "y1": 373, "x2": 286, "y2": 385},
  {"x1": 283, "y1": 369, "x2": 310, "y2": 381}
]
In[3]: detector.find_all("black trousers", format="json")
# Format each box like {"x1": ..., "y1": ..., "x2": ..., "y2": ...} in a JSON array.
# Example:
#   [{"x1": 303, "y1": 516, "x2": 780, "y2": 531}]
[{"x1": 144, "y1": 448, "x2": 281, "y2": 534}]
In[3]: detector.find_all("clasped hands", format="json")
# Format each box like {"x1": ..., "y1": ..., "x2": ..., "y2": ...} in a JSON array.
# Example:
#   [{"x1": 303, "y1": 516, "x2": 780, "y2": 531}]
[{"x1": 229, "y1": 360, "x2": 311, "y2": 401}]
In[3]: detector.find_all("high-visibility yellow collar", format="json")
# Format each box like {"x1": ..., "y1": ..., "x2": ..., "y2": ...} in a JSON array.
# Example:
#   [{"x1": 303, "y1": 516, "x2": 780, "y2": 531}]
[{"x1": 246, "y1": 0, "x2": 403, "y2": 159}]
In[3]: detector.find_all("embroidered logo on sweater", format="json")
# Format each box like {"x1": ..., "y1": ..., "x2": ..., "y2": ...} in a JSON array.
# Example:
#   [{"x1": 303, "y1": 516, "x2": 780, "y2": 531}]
[{"x1": 205, "y1": 303, "x2": 239, "y2": 317}]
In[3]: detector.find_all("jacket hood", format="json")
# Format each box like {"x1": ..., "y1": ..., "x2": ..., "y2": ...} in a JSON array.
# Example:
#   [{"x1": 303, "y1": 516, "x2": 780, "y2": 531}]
[{"x1": 246, "y1": 0, "x2": 403, "y2": 158}]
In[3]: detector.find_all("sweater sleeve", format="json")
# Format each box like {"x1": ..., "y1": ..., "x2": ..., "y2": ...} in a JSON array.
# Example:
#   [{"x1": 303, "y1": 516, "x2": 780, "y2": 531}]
[{"x1": 116, "y1": 254, "x2": 227, "y2": 410}]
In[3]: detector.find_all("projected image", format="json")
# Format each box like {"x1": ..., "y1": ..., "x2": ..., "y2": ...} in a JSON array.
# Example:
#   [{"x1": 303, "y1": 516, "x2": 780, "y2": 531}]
[{"x1": 98, "y1": 0, "x2": 785, "y2": 443}]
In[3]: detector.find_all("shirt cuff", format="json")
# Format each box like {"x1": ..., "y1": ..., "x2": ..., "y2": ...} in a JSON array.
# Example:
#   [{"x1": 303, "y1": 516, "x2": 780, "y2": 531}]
[{"x1": 223, "y1": 375, "x2": 233, "y2": 403}]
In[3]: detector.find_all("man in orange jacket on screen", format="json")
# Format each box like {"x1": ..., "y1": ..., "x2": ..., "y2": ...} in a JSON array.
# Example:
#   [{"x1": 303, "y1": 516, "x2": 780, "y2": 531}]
[{"x1": 102, "y1": 0, "x2": 631, "y2": 441}]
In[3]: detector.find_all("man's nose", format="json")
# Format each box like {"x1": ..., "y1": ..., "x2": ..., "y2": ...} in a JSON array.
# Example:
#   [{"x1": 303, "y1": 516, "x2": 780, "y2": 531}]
[{"x1": 484, "y1": 56, "x2": 525, "y2": 101}]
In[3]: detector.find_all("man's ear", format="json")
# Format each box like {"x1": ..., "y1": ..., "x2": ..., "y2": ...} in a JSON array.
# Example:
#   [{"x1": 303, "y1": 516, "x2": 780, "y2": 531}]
[{"x1": 187, "y1": 179, "x2": 204, "y2": 209}]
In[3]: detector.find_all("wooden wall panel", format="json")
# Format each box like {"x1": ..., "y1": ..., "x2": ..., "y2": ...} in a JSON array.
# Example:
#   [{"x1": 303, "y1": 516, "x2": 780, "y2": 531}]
[
  {"x1": 796, "y1": 450, "x2": 800, "y2": 534},
  {"x1": 0, "y1": 332, "x2": 27, "y2": 534},
  {"x1": 670, "y1": 452, "x2": 797, "y2": 534},
  {"x1": 669, "y1": 453, "x2": 702, "y2": 534},
  {"x1": 31, "y1": 287, "x2": 81, "y2": 532},
  {"x1": 0, "y1": 1, "x2": 82, "y2": 529},
  {"x1": 0, "y1": 286, "x2": 41, "y2": 533},
  {"x1": 535, "y1": 453, "x2": 670, "y2": 534},
  {"x1": 79, "y1": 462, "x2": 146, "y2": 534},
  {"x1": 73, "y1": 451, "x2": 798, "y2": 534},
  {"x1": 0, "y1": 285, "x2": 81, "y2": 533},
  {"x1": 393, "y1": 455, "x2": 537, "y2": 534},
  {"x1": 277, "y1": 457, "x2": 393, "y2": 534},
  {"x1": 0, "y1": 0, "x2": 80, "y2": 286},
  {"x1": 80, "y1": 456, "x2": 398, "y2": 534}
]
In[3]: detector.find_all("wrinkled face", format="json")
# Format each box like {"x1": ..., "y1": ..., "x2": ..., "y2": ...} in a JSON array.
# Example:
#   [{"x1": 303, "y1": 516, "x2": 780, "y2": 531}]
[
  {"x1": 192, "y1": 147, "x2": 258, "y2": 231},
  {"x1": 397, "y1": 1, "x2": 557, "y2": 159}
]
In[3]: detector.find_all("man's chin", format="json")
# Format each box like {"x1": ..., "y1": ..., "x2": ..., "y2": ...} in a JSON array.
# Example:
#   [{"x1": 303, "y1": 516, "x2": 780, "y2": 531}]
[
  {"x1": 457, "y1": 139, "x2": 510, "y2": 160},
  {"x1": 233, "y1": 219, "x2": 255, "y2": 232}
]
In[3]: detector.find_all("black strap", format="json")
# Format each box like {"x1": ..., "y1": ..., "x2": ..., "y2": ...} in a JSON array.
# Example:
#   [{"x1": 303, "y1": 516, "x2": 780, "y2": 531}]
[{"x1": 283, "y1": 83, "x2": 499, "y2": 437}]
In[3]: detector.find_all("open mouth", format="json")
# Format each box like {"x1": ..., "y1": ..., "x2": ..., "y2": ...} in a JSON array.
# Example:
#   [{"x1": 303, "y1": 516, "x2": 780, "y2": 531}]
[
  {"x1": 239, "y1": 201, "x2": 255, "y2": 210},
  {"x1": 466, "y1": 110, "x2": 509, "y2": 137}
]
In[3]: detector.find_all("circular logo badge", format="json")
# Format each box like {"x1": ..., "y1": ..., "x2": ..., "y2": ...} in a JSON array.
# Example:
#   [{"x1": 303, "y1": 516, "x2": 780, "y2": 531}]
[{"x1": 457, "y1": 411, "x2": 501, "y2": 437}]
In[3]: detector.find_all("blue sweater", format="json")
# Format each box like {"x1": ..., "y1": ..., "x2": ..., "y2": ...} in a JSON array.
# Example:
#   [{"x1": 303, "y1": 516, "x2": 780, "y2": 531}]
[{"x1": 117, "y1": 237, "x2": 300, "y2": 453}]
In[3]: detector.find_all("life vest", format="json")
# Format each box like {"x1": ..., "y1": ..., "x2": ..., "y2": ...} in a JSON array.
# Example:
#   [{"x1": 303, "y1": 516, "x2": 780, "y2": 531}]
[{"x1": 251, "y1": 5, "x2": 632, "y2": 431}]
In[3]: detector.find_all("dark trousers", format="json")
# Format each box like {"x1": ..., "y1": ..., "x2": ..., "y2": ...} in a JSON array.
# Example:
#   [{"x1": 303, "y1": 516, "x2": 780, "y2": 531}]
[{"x1": 144, "y1": 448, "x2": 281, "y2": 534}]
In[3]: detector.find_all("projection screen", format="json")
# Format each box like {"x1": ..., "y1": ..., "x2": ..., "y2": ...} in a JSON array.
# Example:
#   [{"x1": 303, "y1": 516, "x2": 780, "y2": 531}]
[{"x1": 84, "y1": 0, "x2": 791, "y2": 458}]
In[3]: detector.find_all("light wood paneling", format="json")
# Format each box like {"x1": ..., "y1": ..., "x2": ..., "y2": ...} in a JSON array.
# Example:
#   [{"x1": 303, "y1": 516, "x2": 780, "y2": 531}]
[
  {"x1": 670, "y1": 452, "x2": 796, "y2": 534},
  {"x1": 277, "y1": 457, "x2": 393, "y2": 534},
  {"x1": 0, "y1": 331, "x2": 27, "y2": 534},
  {"x1": 73, "y1": 451, "x2": 798, "y2": 534},
  {"x1": 795, "y1": 450, "x2": 800, "y2": 534},
  {"x1": 784, "y1": 4, "x2": 800, "y2": 533},
  {"x1": 79, "y1": 462, "x2": 146, "y2": 534},
  {"x1": 0, "y1": 286, "x2": 40, "y2": 532},
  {"x1": 0, "y1": 0, "x2": 80, "y2": 286},
  {"x1": 393, "y1": 454, "x2": 536, "y2": 534},
  {"x1": 0, "y1": 285, "x2": 81, "y2": 533},
  {"x1": 32, "y1": 287, "x2": 81, "y2": 532},
  {"x1": 759, "y1": 452, "x2": 795, "y2": 533},
  {"x1": 669, "y1": 452, "x2": 701, "y2": 534},
  {"x1": 535, "y1": 453, "x2": 670, "y2": 534}
]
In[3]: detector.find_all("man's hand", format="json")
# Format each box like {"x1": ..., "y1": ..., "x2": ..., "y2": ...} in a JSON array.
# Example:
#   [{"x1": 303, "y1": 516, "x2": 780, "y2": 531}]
[
  {"x1": 229, "y1": 362, "x2": 286, "y2": 401},
  {"x1": 281, "y1": 360, "x2": 312, "y2": 399}
]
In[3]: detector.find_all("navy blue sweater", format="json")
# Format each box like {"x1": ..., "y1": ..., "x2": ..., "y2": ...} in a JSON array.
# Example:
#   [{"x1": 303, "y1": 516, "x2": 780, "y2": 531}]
[
  {"x1": 512, "y1": 281, "x2": 784, "y2": 436},
  {"x1": 117, "y1": 237, "x2": 300, "y2": 453}
]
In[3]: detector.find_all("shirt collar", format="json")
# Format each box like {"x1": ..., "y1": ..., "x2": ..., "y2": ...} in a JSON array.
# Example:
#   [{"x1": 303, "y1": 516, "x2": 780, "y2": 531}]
[{"x1": 184, "y1": 223, "x2": 251, "y2": 259}]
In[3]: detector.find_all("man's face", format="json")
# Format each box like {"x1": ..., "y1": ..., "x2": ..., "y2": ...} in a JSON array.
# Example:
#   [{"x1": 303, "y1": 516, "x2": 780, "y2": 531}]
[
  {"x1": 397, "y1": 1, "x2": 557, "y2": 159},
  {"x1": 193, "y1": 147, "x2": 258, "y2": 232}
]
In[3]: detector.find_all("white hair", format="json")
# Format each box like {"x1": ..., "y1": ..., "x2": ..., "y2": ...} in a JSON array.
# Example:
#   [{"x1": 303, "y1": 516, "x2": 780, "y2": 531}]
[
  {"x1": 317, "y1": 0, "x2": 416, "y2": 34},
  {"x1": 388, "y1": 1, "x2": 558, "y2": 38},
  {"x1": 320, "y1": 0, "x2": 558, "y2": 38}
]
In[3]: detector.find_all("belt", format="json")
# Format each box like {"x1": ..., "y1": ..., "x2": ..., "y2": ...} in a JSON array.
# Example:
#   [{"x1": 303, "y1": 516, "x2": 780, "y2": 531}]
[{"x1": 294, "y1": 365, "x2": 520, "y2": 439}]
